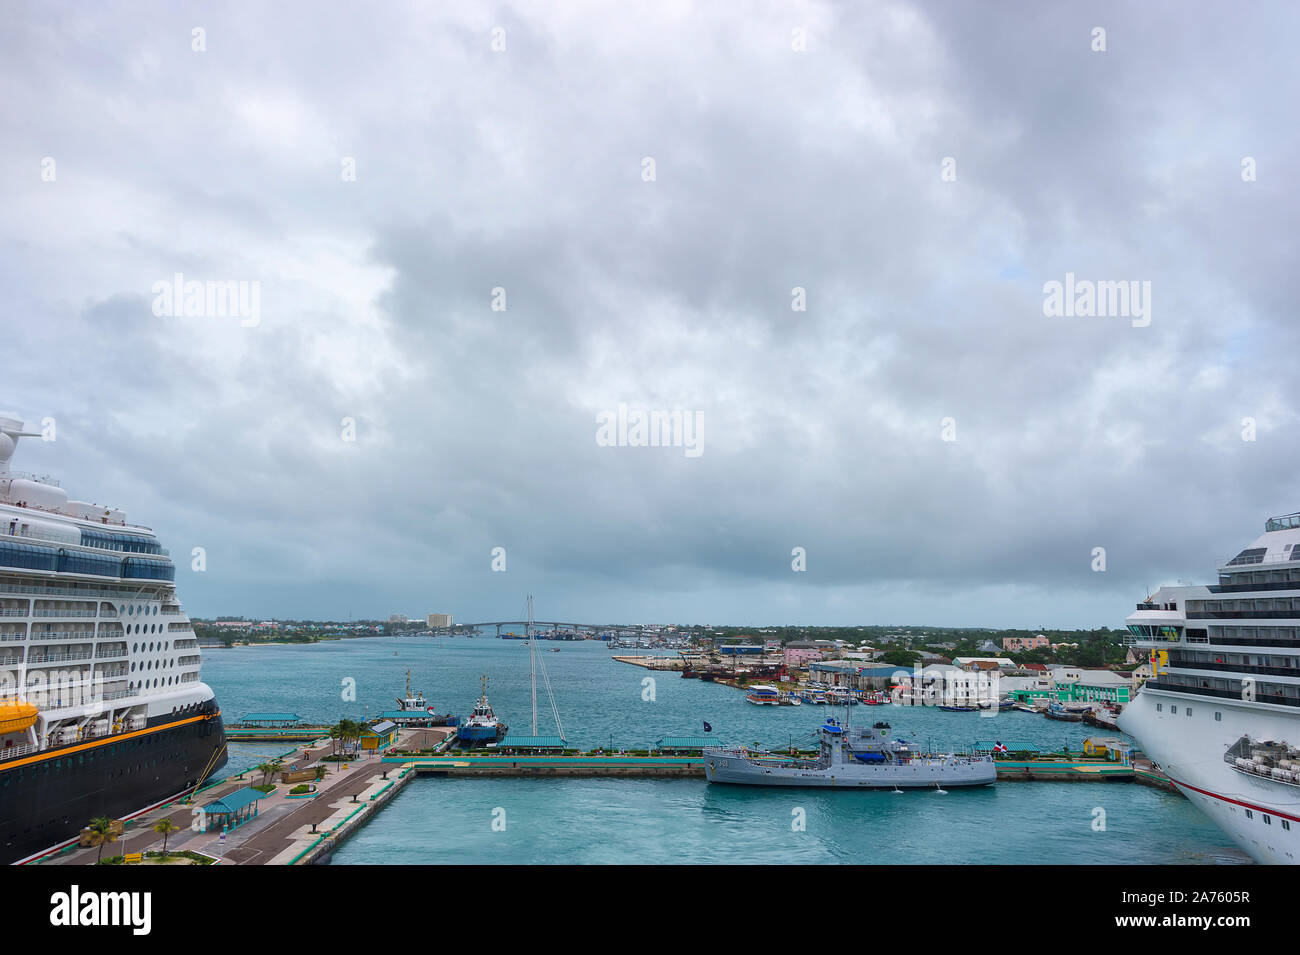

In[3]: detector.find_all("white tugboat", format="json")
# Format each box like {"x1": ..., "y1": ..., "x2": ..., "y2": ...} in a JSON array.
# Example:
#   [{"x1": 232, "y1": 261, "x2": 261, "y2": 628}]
[{"x1": 704, "y1": 717, "x2": 996, "y2": 789}]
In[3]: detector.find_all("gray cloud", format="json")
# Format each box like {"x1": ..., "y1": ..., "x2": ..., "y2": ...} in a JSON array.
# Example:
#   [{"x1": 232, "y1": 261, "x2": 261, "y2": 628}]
[{"x1": 3, "y1": 1, "x2": 1297, "y2": 627}]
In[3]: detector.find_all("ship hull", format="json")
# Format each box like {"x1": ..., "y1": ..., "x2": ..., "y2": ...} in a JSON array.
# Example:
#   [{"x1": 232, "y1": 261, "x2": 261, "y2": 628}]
[
  {"x1": 458, "y1": 723, "x2": 506, "y2": 744},
  {"x1": 1, "y1": 709, "x2": 227, "y2": 865},
  {"x1": 1119, "y1": 689, "x2": 1300, "y2": 864},
  {"x1": 704, "y1": 751, "x2": 996, "y2": 788}
]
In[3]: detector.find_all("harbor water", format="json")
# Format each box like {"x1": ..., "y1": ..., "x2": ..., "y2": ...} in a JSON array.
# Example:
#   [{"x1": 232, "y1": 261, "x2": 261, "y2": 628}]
[{"x1": 201, "y1": 636, "x2": 1250, "y2": 864}]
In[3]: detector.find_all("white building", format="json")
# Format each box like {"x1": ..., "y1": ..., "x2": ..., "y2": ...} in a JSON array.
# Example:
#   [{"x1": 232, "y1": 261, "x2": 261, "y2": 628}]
[{"x1": 426, "y1": 613, "x2": 453, "y2": 628}]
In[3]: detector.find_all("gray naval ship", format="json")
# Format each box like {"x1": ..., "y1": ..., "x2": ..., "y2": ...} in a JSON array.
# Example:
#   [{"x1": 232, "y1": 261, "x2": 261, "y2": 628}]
[{"x1": 704, "y1": 717, "x2": 997, "y2": 788}]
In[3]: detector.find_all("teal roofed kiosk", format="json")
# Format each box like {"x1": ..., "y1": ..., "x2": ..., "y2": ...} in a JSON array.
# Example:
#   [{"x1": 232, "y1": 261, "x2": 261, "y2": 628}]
[{"x1": 199, "y1": 787, "x2": 265, "y2": 833}]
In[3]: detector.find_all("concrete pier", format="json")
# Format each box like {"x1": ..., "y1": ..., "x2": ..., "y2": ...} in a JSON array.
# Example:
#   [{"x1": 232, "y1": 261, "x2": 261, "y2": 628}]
[{"x1": 399, "y1": 754, "x2": 704, "y2": 778}]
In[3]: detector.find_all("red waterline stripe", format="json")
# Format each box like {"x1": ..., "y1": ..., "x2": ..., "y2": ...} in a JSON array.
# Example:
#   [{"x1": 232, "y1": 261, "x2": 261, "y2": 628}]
[{"x1": 1165, "y1": 773, "x2": 1300, "y2": 824}]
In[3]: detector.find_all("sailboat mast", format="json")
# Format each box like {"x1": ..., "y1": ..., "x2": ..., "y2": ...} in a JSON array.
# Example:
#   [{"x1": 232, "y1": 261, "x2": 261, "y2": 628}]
[{"x1": 528, "y1": 594, "x2": 537, "y2": 735}]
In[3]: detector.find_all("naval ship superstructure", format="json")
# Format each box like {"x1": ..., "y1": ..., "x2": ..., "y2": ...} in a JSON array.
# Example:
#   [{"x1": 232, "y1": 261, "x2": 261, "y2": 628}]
[
  {"x1": 704, "y1": 717, "x2": 996, "y2": 788},
  {"x1": 0, "y1": 415, "x2": 227, "y2": 864}
]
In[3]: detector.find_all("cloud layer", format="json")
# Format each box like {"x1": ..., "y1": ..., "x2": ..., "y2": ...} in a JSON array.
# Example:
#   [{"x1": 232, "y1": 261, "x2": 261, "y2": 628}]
[{"x1": 4, "y1": 1, "x2": 1298, "y2": 626}]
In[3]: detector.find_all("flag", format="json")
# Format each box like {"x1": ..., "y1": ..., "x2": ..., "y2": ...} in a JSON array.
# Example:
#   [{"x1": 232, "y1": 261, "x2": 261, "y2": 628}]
[{"x1": 703, "y1": 720, "x2": 712, "y2": 732}]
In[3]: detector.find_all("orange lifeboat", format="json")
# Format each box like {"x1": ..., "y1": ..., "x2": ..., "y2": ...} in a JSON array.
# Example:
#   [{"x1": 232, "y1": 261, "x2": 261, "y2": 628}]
[{"x1": 0, "y1": 701, "x2": 39, "y2": 734}]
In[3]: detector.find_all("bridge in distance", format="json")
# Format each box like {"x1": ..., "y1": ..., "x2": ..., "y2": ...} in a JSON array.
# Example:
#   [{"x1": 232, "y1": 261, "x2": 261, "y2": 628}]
[{"x1": 433, "y1": 621, "x2": 666, "y2": 637}]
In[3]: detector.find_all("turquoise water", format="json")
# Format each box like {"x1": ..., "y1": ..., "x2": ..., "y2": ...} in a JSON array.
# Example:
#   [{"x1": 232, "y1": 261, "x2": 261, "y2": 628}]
[{"x1": 200, "y1": 637, "x2": 1250, "y2": 864}]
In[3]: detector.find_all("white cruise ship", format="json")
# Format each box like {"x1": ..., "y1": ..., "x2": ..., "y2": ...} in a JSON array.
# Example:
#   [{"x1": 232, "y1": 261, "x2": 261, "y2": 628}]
[
  {"x1": 1118, "y1": 512, "x2": 1300, "y2": 864},
  {"x1": 0, "y1": 414, "x2": 227, "y2": 864}
]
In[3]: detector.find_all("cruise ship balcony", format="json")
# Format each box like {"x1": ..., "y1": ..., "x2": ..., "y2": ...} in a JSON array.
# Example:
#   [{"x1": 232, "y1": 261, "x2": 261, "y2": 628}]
[
  {"x1": 28, "y1": 629, "x2": 95, "y2": 641},
  {"x1": 27, "y1": 647, "x2": 93, "y2": 664}
]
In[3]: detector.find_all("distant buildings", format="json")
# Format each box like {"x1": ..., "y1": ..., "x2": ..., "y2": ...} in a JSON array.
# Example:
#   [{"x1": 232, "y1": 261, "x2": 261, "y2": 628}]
[
  {"x1": 1003, "y1": 634, "x2": 1049, "y2": 652},
  {"x1": 389, "y1": 614, "x2": 409, "y2": 623},
  {"x1": 952, "y1": 656, "x2": 1015, "y2": 670},
  {"x1": 427, "y1": 613, "x2": 453, "y2": 628}
]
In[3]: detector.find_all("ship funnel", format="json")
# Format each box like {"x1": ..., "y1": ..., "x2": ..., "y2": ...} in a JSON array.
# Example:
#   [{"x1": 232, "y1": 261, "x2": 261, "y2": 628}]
[{"x1": 0, "y1": 415, "x2": 45, "y2": 476}]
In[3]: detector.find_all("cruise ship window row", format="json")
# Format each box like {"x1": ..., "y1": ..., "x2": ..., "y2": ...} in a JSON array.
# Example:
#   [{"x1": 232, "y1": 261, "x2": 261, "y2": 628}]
[
  {"x1": 1169, "y1": 658, "x2": 1300, "y2": 679},
  {"x1": 1205, "y1": 626, "x2": 1300, "y2": 648},
  {"x1": 76, "y1": 529, "x2": 164, "y2": 555},
  {"x1": 1174, "y1": 648, "x2": 1300, "y2": 667},
  {"x1": 1146, "y1": 676, "x2": 1300, "y2": 706},
  {"x1": 1214, "y1": 567, "x2": 1300, "y2": 588},
  {"x1": 0, "y1": 541, "x2": 174, "y2": 581}
]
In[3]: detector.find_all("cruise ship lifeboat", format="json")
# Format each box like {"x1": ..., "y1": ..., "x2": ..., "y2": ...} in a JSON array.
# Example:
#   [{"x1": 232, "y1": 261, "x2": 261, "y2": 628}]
[{"x1": 0, "y1": 701, "x2": 39, "y2": 734}]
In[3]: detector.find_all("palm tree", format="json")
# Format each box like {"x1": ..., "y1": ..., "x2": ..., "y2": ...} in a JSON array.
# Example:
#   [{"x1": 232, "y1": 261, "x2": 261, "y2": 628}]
[
  {"x1": 254, "y1": 761, "x2": 279, "y2": 787},
  {"x1": 88, "y1": 816, "x2": 116, "y2": 863},
  {"x1": 152, "y1": 818, "x2": 179, "y2": 858},
  {"x1": 327, "y1": 722, "x2": 343, "y2": 758}
]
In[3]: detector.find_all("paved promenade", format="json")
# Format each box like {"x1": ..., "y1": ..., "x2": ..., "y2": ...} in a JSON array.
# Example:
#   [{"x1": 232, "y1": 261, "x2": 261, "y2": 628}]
[{"x1": 46, "y1": 736, "x2": 421, "y2": 865}]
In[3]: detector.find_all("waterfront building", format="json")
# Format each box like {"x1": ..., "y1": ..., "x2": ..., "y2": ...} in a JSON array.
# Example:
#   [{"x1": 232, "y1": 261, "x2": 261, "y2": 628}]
[
  {"x1": 426, "y1": 613, "x2": 453, "y2": 628},
  {"x1": 719, "y1": 644, "x2": 764, "y2": 655},
  {"x1": 809, "y1": 660, "x2": 896, "y2": 690},
  {"x1": 359, "y1": 720, "x2": 399, "y2": 751},
  {"x1": 889, "y1": 664, "x2": 998, "y2": 706},
  {"x1": 783, "y1": 644, "x2": 823, "y2": 666}
]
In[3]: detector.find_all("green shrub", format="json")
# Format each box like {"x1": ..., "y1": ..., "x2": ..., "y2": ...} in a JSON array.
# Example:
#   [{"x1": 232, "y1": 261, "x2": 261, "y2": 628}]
[{"x1": 290, "y1": 784, "x2": 310, "y2": 794}]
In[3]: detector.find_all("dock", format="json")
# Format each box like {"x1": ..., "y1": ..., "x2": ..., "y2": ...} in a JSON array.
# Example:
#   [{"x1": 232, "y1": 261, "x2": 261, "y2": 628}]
[
  {"x1": 225, "y1": 726, "x2": 332, "y2": 742},
  {"x1": 610, "y1": 655, "x2": 685, "y2": 670},
  {"x1": 393, "y1": 753, "x2": 704, "y2": 778},
  {"x1": 993, "y1": 757, "x2": 1135, "y2": 781}
]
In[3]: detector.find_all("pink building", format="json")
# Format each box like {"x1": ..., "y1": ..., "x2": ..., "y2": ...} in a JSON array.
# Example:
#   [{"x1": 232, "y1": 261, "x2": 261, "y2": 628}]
[
  {"x1": 1003, "y1": 634, "x2": 1049, "y2": 652},
  {"x1": 784, "y1": 647, "x2": 822, "y2": 667}
]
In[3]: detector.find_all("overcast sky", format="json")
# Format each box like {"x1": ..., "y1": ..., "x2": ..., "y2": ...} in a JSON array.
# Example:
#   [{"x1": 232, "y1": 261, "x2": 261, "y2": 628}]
[{"x1": 3, "y1": 1, "x2": 1297, "y2": 628}]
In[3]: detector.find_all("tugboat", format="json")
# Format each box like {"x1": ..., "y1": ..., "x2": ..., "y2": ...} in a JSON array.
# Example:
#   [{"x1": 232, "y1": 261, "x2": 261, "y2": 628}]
[
  {"x1": 396, "y1": 670, "x2": 430, "y2": 712},
  {"x1": 458, "y1": 674, "x2": 508, "y2": 746},
  {"x1": 704, "y1": 717, "x2": 996, "y2": 788},
  {"x1": 389, "y1": 670, "x2": 458, "y2": 727}
]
